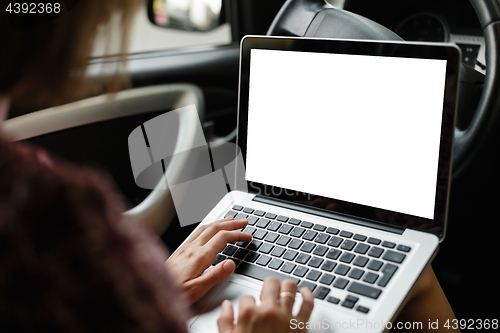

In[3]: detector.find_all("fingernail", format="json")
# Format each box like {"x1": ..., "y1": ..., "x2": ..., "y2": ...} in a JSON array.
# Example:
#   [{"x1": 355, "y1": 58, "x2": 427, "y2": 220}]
[
  {"x1": 222, "y1": 260, "x2": 235, "y2": 273},
  {"x1": 222, "y1": 299, "x2": 231, "y2": 309}
]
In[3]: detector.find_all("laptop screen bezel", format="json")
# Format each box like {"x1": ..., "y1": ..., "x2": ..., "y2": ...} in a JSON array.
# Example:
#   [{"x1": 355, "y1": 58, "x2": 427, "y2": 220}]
[{"x1": 237, "y1": 36, "x2": 461, "y2": 241}]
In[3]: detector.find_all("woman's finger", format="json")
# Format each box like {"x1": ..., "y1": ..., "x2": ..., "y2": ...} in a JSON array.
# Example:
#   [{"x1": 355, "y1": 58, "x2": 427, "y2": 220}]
[
  {"x1": 278, "y1": 279, "x2": 298, "y2": 313},
  {"x1": 183, "y1": 216, "x2": 235, "y2": 246},
  {"x1": 260, "y1": 276, "x2": 281, "y2": 305},
  {"x1": 217, "y1": 300, "x2": 235, "y2": 333},
  {"x1": 196, "y1": 219, "x2": 249, "y2": 245},
  {"x1": 237, "y1": 295, "x2": 256, "y2": 324},
  {"x1": 202, "y1": 230, "x2": 252, "y2": 255},
  {"x1": 185, "y1": 259, "x2": 236, "y2": 303},
  {"x1": 297, "y1": 287, "x2": 315, "y2": 322}
]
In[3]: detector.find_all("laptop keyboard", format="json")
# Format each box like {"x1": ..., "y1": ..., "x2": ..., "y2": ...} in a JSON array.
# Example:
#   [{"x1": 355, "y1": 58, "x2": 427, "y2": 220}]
[{"x1": 213, "y1": 205, "x2": 412, "y2": 315}]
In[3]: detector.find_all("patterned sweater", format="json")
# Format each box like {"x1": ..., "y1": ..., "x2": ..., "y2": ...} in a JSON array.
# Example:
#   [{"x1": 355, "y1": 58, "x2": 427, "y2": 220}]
[{"x1": 0, "y1": 136, "x2": 188, "y2": 332}]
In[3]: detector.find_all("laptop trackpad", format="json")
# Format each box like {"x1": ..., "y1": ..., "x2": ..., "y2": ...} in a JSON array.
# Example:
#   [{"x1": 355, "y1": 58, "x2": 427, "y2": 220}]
[{"x1": 190, "y1": 281, "x2": 262, "y2": 332}]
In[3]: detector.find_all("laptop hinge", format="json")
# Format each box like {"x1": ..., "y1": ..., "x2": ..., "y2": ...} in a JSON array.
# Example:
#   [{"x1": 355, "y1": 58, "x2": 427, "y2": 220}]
[{"x1": 253, "y1": 195, "x2": 405, "y2": 235}]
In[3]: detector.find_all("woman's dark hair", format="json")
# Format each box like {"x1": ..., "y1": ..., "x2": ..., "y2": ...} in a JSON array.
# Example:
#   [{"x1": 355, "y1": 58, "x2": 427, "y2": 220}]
[{"x1": 0, "y1": 0, "x2": 142, "y2": 107}]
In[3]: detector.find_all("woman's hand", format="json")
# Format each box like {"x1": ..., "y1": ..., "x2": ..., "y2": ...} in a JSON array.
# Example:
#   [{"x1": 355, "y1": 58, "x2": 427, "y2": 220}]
[
  {"x1": 165, "y1": 216, "x2": 252, "y2": 305},
  {"x1": 218, "y1": 277, "x2": 315, "y2": 333}
]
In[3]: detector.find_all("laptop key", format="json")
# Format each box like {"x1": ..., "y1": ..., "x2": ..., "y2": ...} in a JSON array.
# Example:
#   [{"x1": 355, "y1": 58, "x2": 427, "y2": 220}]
[
  {"x1": 242, "y1": 207, "x2": 254, "y2": 214},
  {"x1": 354, "y1": 243, "x2": 370, "y2": 254},
  {"x1": 278, "y1": 224, "x2": 293, "y2": 234},
  {"x1": 265, "y1": 212, "x2": 277, "y2": 219},
  {"x1": 280, "y1": 262, "x2": 296, "y2": 274},
  {"x1": 300, "y1": 242, "x2": 315, "y2": 253},
  {"x1": 382, "y1": 241, "x2": 396, "y2": 249},
  {"x1": 300, "y1": 221, "x2": 314, "y2": 228},
  {"x1": 295, "y1": 253, "x2": 311, "y2": 265},
  {"x1": 302, "y1": 230, "x2": 318, "y2": 241},
  {"x1": 253, "y1": 229, "x2": 268, "y2": 240},
  {"x1": 333, "y1": 277, "x2": 349, "y2": 289},
  {"x1": 247, "y1": 216, "x2": 259, "y2": 225},
  {"x1": 283, "y1": 249, "x2": 299, "y2": 261},
  {"x1": 276, "y1": 235, "x2": 292, "y2": 246},
  {"x1": 269, "y1": 259, "x2": 284, "y2": 270},
  {"x1": 222, "y1": 245, "x2": 238, "y2": 256},
  {"x1": 254, "y1": 210, "x2": 266, "y2": 217},
  {"x1": 327, "y1": 236, "x2": 343, "y2": 247},
  {"x1": 268, "y1": 221, "x2": 282, "y2": 232},
  {"x1": 306, "y1": 269, "x2": 322, "y2": 281},
  {"x1": 367, "y1": 260, "x2": 383, "y2": 271},
  {"x1": 314, "y1": 233, "x2": 330, "y2": 244},
  {"x1": 319, "y1": 273, "x2": 335, "y2": 285},
  {"x1": 378, "y1": 263, "x2": 398, "y2": 287},
  {"x1": 356, "y1": 306, "x2": 370, "y2": 314},
  {"x1": 334, "y1": 264, "x2": 351, "y2": 276},
  {"x1": 236, "y1": 240, "x2": 251, "y2": 248},
  {"x1": 243, "y1": 226, "x2": 256, "y2": 235},
  {"x1": 288, "y1": 239, "x2": 303, "y2": 249},
  {"x1": 341, "y1": 300, "x2": 356, "y2": 309},
  {"x1": 353, "y1": 234, "x2": 367, "y2": 241},
  {"x1": 326, "y1": 227, "x2": 340, "y2": 235},
  {"x1": 339, "y1": 252, "x2": 355, "y2": 264},
  {"x1": 290, "y1": 227, "x2": 306, "y2": 238},
  {"x1": 320, "y1": 260, "x2": 337, "y2": 272},
  {"x1": 256, "y1": 255, "x2": 272, "y2": 266},
  {"x1": 348, "y1": 281, "x2": 382, "y2": 299},
  {"x1": 314, "y1": 286, "x2": 330, "y2": 300},
  {"x1": 225, "y1": 210, "x2": 238, "y2": 218},
  {"x1": 313, "y1": 224, "x2": 327, "y2": 232},
  {"x1": 232, "y1": 205, "x2": 243, "y2": 211},
  {"x1": 382, "y1": 250, "x2": 406, "y2": 264},
  {"x1": 326, "y1": 248, "x2": 341, "y2": 260},
  {"x1": 256, "y1": 219, "x2": 270, "y2": 228},
  {"x1": 348, "y1": 268, "x2": 365, "y2": 280},
  {"x1": 327, "y1": 296, "x2": 341, "y2": 304},
  {"x1": 363, "y1": 272, "x2": 379, "y2": 284},
  {"x1": 258, "y1": 243, "x2": 274, "y2": 254},
  {"x1": 307, "y1": 257, "x2": 324, "y2": 268},
  {"x1": 397, "y1": 245, "x2": 412, "y2": 253},
  {"x1": 298, "y1": 280, "x2": 316, "y2": 292},
  {"x1": 367, "y1": 237, "x2": 381, "y2": 245},
  {"x1": 264, "y1": 232, "x2": 279, "y2": 243},
  {"x1": 313, "y1": 245, "x2": 328, "y2": 256},
  {"x1": 277, "y1": 215, "x2": 289, "y2": 222},
  {"x1": 288, "y1": 218, "x2": 301, "y2": 225},
  {"x1": 271, "y1": 246, "x2": 286, "y2": 257},
  {"x1": 213, "y1": 254, "x2": 227, "y2": 266},
  {"x1": 247, "y1": 240, "x2": 262, "y2": 251},
  {"x1": 341, "y1": 240, "x2": 357, "y2": 251},
  {"x1": 293, "y1": 266, "x2": 309, "y2": 278},
  {"x1": 353, "y1": 256, "x2": 369, "y2": 267},
  {"x1": 236, "y1": 262, "x2": 300, "y2": 283},
  {"x1": 245, "y1": 251, "x2": 260, "y2": 263},
  {"x1": 368, "y1": 247, "x2": 384, "y2": 258},
  {"x1": 234, "y1": 248, "x2": 250, "y2": 260},
  {"x1": 235, "y1": 213, "x2": 249, "y2": 220},
  {"x1": 339, "y1": 230, "x2": 353, "y2": 238}
]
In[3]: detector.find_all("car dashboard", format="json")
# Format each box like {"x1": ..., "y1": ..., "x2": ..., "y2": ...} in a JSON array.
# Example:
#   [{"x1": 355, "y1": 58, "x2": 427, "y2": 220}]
[{"x1": 342, "y1": 0, "x2": 486, "y2": 74}]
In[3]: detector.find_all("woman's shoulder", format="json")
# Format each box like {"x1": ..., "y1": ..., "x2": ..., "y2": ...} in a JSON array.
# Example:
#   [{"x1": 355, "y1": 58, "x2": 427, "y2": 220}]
[{"x1": 0, "y1": 136, "x2": 189, "y2": 332}]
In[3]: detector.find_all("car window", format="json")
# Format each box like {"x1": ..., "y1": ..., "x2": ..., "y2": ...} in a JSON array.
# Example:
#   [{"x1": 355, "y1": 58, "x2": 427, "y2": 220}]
[{"x1": 92, "y1": 4, "x2": 231, "y2": 57}]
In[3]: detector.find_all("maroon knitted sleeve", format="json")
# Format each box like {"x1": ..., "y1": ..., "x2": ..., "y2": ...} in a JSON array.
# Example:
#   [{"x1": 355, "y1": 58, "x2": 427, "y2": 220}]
[{"x1": 0, "y1": 137, "x2": 189, "y2": 332}]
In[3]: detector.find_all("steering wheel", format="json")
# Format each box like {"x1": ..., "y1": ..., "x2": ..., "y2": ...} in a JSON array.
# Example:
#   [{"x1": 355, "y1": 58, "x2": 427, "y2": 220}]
[{"x1": 268, "y1": 0, "x2": 500, "y2": 177}]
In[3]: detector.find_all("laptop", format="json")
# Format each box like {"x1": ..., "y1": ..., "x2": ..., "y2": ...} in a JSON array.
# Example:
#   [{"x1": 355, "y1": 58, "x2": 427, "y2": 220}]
[{"x1": 181, "y1": 36, "x2": 461, "y2": 333}]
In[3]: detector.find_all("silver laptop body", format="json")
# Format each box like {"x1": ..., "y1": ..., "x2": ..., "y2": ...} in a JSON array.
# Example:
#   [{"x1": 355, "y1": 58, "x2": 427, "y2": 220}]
[{"x1": 179, "y1": 36, "x2": 461, "y2": 333}]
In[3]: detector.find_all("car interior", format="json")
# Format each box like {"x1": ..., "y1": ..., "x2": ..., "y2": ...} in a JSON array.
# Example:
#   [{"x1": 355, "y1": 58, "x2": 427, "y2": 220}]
[{"x1": 4, "y1": 0, "x2": 499, "y2": 325}]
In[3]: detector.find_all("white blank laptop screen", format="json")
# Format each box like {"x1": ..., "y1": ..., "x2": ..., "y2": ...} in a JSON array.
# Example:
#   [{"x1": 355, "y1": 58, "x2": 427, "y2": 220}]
[{"x1": 245, "y1": 49, "x2": 447, "y2": 220}]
